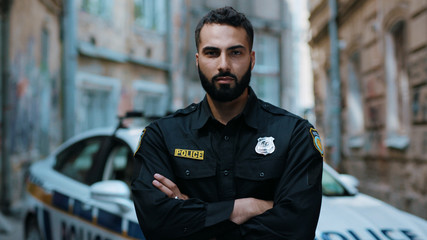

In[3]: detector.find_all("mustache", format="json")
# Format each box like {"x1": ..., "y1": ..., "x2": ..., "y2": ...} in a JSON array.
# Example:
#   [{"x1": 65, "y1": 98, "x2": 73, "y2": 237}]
[{"x1": 212, "y1": 72, "x2": 237, "y2": 82}]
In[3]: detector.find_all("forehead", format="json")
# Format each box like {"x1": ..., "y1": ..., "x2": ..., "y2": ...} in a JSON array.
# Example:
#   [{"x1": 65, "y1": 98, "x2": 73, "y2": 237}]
[{"x1": 199, "y1": 24, "x2": 250, "y2": 50}]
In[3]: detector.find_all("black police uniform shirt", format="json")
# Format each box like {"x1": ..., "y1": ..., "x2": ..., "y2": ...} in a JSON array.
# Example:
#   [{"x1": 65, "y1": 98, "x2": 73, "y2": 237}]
[{"x1": 132, "y1": 87, "x2": 323, "y2": 240}]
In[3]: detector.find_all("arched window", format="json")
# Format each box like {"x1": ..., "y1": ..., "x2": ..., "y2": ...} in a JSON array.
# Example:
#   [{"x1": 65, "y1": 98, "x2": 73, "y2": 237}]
[{"x1": 384, "y1": 21, "x2": 410, "y2": 149}]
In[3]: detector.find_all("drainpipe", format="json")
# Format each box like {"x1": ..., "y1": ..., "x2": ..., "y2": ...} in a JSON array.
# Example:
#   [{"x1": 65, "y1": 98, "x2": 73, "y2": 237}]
[
  {"x1": 0, "y1": 0, "x2": 12, "y2": 213},
  {"x1": 166, "y1": 0, "x2": 173, "y2": 112},
  {"x1": 328, "y1": 0, "x2": 342, "y2": 167},
  {"x1": 61, "y1": 0, "x2": 77, "y2": 141}
]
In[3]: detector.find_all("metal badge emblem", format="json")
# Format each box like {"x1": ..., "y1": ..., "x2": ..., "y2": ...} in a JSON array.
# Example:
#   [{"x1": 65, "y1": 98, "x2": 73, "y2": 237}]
[{"x1": 255, "y1": 137, "x2": 275, "y2": 155}]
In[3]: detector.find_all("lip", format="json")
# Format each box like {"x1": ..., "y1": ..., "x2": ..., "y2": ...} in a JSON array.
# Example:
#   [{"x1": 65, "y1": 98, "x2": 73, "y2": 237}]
[{"x1": 215, "y1": 76, "x2": 235, "y2": 84}]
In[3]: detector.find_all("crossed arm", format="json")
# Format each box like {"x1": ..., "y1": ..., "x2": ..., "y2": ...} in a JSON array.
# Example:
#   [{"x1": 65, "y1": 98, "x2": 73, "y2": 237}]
[
  {"x1": 152, "y1": 173, "x2": 274, "y2": 225},
  {"x1": 133, "y1": 122, "x2": 323, "y2": 239}
]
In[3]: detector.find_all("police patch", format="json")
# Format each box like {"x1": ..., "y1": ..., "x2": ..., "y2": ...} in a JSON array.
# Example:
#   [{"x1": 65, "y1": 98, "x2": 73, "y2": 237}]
[
  {"x1": 134, "y1": 128, "x2": 146, "y2": 156},
  {"x1": 174, "y1": 149, "x2": 204, "y2": 160},
  {"x1": 310, "y1": 128, "x2": 324, "y2": 157}
]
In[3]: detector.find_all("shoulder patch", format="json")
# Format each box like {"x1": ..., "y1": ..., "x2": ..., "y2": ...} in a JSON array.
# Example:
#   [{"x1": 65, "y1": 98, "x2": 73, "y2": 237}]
[
  {"x1": 310, "y1": 128, "x2": 324, "y2": 157},
  {"x1": 134, "y1": 128, "x2": 146, "y2": 156}
]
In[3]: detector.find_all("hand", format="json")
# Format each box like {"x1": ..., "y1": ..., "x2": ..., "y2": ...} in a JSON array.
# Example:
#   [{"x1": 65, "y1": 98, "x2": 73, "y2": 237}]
[
  {"x1": 230, "y1": 198, "x2": 273, "y2": 225},
  {"x1": 152, "y1": 173, "x2": 189, "y2": 200}
]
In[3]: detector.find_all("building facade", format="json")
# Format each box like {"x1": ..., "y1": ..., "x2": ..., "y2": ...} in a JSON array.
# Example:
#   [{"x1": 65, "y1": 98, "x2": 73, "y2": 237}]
[
  {"x1": 0, "y1": 0, "x2": 187, "y2": 211},
  {"x1": 1, "y1": 0, "x2": 63, "y2": 211},
  {"x1": 1, "y1": 0, "x2": 310, "y2": 213},
  {"x1": 309, "y1": 0, "x2": 427, "y2": 219}
]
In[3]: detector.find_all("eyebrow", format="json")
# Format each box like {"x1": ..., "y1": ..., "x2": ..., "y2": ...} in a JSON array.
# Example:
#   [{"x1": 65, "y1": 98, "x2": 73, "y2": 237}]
[
  {"x1": 228, "y1": 45, "x2": 246, "y2": 50},
  {"x1": 202, "y1": 45, "x2": 246, "y2": 52}
]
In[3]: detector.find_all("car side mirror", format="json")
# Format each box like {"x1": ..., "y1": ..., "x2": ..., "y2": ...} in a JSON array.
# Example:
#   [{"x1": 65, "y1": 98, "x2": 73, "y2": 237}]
[
  {"x1": 90, "y1": 180, "x2": 133, "y2": 212},
  {"x1": 339, "y1": 174, "x2": 359, "y2": 194}
]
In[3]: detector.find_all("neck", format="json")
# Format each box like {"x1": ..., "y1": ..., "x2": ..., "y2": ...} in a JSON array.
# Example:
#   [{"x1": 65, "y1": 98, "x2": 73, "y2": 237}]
[{"x1": 207, "y1": 88, "x2": 249, "y2": 125}]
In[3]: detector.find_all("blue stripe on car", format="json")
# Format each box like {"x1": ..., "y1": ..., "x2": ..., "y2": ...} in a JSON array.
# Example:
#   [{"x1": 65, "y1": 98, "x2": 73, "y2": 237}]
[
  {"x1": 128, "y1": 220, "x2": 145, "y2": 239},
  {"x1": 73, "y1": 199, "x2": 92, "y2": 221},
  {"x1": 98, "y1": 209, "x2": 122, "y2": 233},
  {"x1": 52, "y1": 191, "x2": 69, "y2": 211},
  {"x1": 43, "y1": 208, "x2": 53, "y2": 240}
]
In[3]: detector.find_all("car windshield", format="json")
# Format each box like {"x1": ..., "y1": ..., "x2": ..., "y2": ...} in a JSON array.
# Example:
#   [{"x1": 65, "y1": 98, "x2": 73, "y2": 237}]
[{"x1": 322, "y1": 169, "x2": 350, "y2": 196}]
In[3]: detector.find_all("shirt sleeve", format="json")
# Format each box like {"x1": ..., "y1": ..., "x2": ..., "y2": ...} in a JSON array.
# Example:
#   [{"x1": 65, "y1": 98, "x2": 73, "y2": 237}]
[
  {"x1": 131, "y1": 122, "x2": 237, "y2": 240},
  {"x1": 239, "y1": 120, "x2": 323, "y2": 239}
]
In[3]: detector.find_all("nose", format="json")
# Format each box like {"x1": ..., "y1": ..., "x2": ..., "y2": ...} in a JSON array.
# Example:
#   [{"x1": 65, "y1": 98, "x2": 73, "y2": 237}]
[{"x1": 218, "y1": 54, "x2": 231, "y2": 72}]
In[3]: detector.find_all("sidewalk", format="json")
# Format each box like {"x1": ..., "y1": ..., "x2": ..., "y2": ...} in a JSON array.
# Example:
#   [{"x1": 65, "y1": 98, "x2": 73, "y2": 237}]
[{"x1": 0, "y1": 212, "x2": 24, "y2": 240}]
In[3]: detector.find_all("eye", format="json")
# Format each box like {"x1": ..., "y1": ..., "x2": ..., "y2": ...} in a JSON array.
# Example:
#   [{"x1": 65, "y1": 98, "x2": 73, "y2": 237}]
[
  {"x1": 204, "y1": 50, "x2": 219, "y2": 57},
  {"x1": 231, "y1": 50, "x2": 242, "y2": 56}
]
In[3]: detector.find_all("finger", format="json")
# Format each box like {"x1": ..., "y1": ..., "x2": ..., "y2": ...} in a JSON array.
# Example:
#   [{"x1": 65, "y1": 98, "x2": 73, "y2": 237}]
[
  {"x1": 152, "y1": 179, "x2": 174, "y2": 197},
  {"x1": 154, "y1": 173, "x2": 178, "y2": 192},
  {"x1": 181, "y1": 193, "x2": 189, "y2": 200}
]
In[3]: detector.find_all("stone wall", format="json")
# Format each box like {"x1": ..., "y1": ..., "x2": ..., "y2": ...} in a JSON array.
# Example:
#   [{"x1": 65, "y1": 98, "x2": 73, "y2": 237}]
[{"x1": 309, "y1": 0, "x2": 427, "y2": 219}]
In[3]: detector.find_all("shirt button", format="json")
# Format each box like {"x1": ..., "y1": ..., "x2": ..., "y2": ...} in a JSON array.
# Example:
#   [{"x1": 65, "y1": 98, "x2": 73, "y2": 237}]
[
  {"x1": 224, "y1": 136, "x2": 230, "y2": 141},
  {"x1": 223, "y1": 170, "x2": 229, "y2": 176},
  {"x1": 185, "y1": 170, "x2": 190, "y2": 176},
  {"x1": 259, "y1": 172, "x2": 265, "y2": 178}
]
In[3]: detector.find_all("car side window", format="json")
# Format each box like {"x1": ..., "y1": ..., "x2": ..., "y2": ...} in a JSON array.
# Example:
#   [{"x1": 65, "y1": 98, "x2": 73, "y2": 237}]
[
  {"x1": 322, "y1": 170, "x2": 347, "y2": 196},
  {"x1": 54, "y1": 137, "x2": 104, "y2": 184},
  {"x1": 103, "y1": 142, "x2": 134, "y2": 186}
]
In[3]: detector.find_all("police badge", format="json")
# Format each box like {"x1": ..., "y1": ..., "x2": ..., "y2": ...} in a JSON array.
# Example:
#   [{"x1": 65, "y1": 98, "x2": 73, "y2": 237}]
[{"x1": 255, "y1": 137, "x2": 275, "y2": 155}]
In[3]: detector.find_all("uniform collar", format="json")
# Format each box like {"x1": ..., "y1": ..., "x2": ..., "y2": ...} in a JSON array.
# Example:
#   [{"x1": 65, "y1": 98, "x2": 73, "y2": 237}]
[
  {"x1": 192, "y1": 96, "x2": 212, "y2": 130},
  {"x1": 241, "y1": 87, "x2": 259, "y2": 130},
  {"x1": 192, "y1": 87, "x2": 259, "y2": 130}
]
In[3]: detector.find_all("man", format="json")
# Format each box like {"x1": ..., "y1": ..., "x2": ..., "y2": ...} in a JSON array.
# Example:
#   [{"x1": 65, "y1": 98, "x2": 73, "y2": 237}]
[{"x1": 132, "y1": 6, "x2": 323, "y2": 240}]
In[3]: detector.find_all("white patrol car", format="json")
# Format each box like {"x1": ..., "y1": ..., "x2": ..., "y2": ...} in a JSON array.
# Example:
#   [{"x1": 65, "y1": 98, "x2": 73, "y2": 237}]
[{"x1": 24, "y1": 113, "x2": 427, "y2": 240}]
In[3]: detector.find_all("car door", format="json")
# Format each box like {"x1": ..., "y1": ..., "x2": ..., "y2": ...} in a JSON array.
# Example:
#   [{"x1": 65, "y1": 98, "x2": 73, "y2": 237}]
[
  {"x1": 96, "y1": 137, "x2": 145, "y2": 239},
  {"x1": 48, "y1": 136, "x2": 143, "y2": 239}
]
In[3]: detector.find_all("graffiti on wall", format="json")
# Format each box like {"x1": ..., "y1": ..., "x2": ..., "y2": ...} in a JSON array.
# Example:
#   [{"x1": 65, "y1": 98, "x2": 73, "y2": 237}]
[{"x1": 8, "y1": 36, "x2": 60, "y2": 159}]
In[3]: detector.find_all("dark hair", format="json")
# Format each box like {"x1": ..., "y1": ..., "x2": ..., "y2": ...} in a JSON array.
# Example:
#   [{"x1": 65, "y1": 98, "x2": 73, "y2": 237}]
[{"x1": 195, "y1": 6, "x2": 254, "y2": 51}]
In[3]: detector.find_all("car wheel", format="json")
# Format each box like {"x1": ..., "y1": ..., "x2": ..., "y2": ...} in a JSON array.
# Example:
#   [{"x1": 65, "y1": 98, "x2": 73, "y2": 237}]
[{"x1": 25, "y1": 217, "x2": 42, "y2": 240}]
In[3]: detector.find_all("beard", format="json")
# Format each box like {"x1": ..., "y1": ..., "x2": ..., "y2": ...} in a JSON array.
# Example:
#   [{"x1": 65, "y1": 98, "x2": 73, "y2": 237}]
[{"x1": 198, "y1": 62, "x2": 251, "y2": 102}]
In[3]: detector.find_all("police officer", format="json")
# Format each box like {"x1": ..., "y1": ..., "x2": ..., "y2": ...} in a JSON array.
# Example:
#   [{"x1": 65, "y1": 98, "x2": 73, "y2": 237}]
[{"x1": 132, "y1": 6, "x2": 323, "y2": 240}]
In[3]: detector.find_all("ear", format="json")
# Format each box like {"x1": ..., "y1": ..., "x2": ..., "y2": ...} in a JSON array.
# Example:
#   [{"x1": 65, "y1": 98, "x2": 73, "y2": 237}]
[
  {"x1": 195, "y1": 52, "x2": 199, "y2": 67},
  {"x1": 250, "y1": 51, "x2": 255, "y2": 70}
]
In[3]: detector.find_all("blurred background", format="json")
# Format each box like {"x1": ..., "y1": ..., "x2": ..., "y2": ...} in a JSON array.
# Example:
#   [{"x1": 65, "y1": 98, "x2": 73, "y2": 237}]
[{"x1": 0, "y1": 0, "x2": 426, "y2": 226}]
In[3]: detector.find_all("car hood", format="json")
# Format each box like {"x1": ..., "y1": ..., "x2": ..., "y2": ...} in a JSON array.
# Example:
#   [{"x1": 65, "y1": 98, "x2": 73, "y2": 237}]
[{"x1": 316, "y1": 193, "x2": 427, "y2": 239}]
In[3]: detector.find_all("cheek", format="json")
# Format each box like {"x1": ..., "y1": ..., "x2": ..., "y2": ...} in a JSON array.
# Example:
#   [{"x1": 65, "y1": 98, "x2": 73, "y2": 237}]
[
  {"x1": 199, "y1": 60, "x2": 217, "y2": 74},
  {"x1": 233, "y1": 61, "x2": 251, "y2": 77}
]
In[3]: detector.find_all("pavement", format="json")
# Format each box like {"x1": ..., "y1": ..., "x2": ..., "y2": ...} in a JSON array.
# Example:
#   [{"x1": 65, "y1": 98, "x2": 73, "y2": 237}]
[{"x1": 0, "y1": 211, "x2": 24, "y2": 240}]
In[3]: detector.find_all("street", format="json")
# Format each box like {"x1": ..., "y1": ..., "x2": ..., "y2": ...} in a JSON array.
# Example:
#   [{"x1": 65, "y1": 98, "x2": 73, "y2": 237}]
[{"x1": 0, "y1": 212, "x2": 24, "y2": 240}]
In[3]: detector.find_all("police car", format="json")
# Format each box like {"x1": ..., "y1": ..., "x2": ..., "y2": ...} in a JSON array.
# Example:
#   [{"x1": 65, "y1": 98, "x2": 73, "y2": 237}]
[{"x1": 24, "y1": 113, "x2": 427, "y2": 240}]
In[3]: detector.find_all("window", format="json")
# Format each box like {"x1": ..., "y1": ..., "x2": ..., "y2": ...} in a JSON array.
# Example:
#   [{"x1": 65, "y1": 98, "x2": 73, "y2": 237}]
[
  {"x1": 134, "y1": 0, "x2": 167, "y2": 33},
  {"x1": 54, "y1": 137, "x2": 105, "y2": 184},
  {"x1": 133, "y1": 80, "x2": 168, "y2": 117},
  {"x1": 75, "y1": 72, "x2": 120, "y2": 134},
  {"x1": 346, "y1": 52, "x2": 364, "y2": 148},
  {"x1": 252, "y1": 34, "x2": 280, "y2": 106},
  {"x1": 384, "y1": 21, "x2": 410, "y2": 149},
  {"x1": 103, "y1": 143, "x2": 134, "y2": 186},
  {"x1": 81, "y1": 0, "x2": 113, "y2": 20},
  {"x1": 322, "y1": 170, "x2": 347, "y2": 196},
  {"x1": 55, "y1": 137, "x2": 135, "y2": 186},
  {"x1": 41, "y1": 28, "x2": 49, "y2": 72}
]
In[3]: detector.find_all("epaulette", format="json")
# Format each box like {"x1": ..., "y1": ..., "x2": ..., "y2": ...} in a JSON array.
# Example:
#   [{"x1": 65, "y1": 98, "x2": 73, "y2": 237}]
[
  {"x1": 173, "y1": 103, "x2": 199, "y2": 116},
  {"x1": 259, "y1": 100, "x2": 287, "y2": 116}
]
